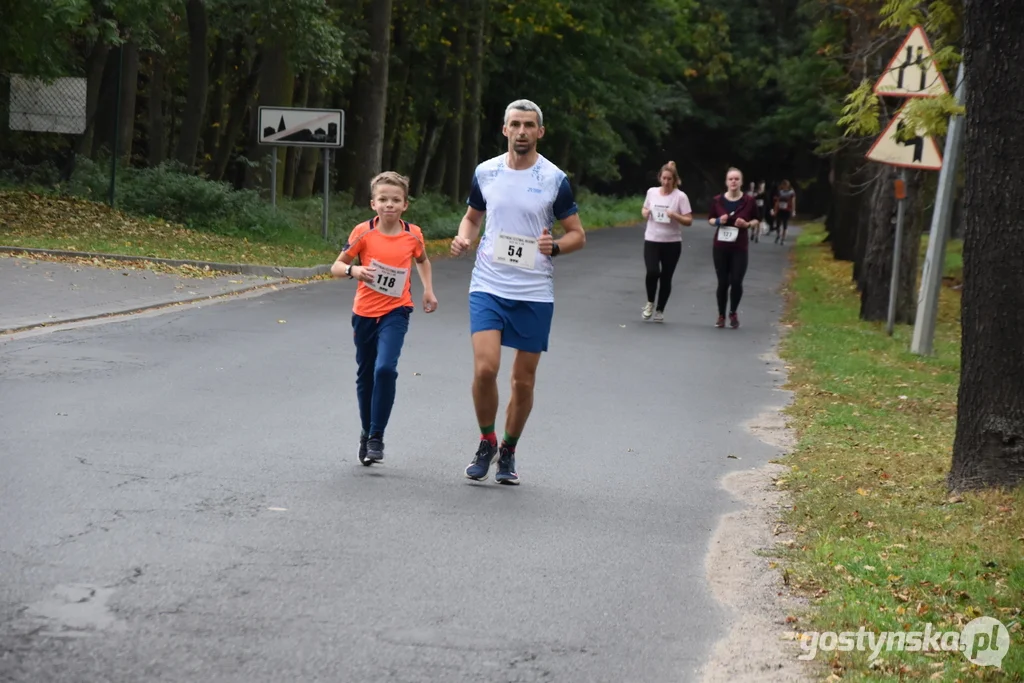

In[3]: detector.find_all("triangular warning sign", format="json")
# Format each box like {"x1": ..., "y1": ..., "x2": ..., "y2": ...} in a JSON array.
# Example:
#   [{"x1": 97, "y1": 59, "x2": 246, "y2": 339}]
[
  {"x1": 866, "y1": 104, "x2": 943, "y2": 170},
  {"x1": 873, "y1": 26, "x2": 950, "y2": 98}
]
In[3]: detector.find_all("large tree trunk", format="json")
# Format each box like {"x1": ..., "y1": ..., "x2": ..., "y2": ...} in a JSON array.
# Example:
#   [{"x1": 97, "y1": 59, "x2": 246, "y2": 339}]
[
  {"x1": 949, "y1": 0, "x2": 1024, "y2": 492},
  {"x1": 350, "y1": 0, "x2": 393, "y2": 206},
  {"x1": 174, "y1": 0, "x2": 209, "y2": 169}
]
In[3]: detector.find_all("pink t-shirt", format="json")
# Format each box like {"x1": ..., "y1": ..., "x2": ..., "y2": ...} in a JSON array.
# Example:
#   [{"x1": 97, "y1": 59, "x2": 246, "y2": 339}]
[{"x1": 643, "y1": 187, "x2": 692, "y2": 242}]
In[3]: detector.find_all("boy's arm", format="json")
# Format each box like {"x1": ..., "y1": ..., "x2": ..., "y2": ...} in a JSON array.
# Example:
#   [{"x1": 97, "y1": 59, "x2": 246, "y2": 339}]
[
  {"x1": 330, "y1": 229, "x2": 375, "y2": 282},
  {"x1": 414, "y1": 253, "x2": 437, "y2": 312}
]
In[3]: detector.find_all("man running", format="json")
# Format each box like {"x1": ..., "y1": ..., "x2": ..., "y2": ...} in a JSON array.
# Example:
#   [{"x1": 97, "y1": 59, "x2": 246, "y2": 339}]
[{"x1": 450, "y1": 99, "x2": 586, "y2": 485}]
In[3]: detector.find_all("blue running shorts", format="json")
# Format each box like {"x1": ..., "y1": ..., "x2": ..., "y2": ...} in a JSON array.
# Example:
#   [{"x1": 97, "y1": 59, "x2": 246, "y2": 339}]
[{"x1": 468, "y1": 291, "x2": 554, "y2": 353}]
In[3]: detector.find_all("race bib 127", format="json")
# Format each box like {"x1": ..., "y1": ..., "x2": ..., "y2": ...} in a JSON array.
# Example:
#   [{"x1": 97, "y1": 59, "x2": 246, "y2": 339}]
[{"x1": 717, "y1": 226, "x2": 740, "y2": 243}]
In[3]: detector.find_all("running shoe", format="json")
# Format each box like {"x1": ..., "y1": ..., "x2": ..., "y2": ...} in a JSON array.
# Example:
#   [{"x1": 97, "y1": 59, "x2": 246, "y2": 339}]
[
  {"x1": 730, "y1": 312, "x2": 740, "y2": 329},
  {"x1": 465, "y1": 439, "x2": 498, "y2": 480},
  {"x1": 495, "y1": 446, "x2": 519, "y2": 485},
  {"x1": 366, "y1": 436, "x2": 385, "y2": 462},
  {"x1": 642, "y1": 302, "x2": 654, "y2": 320},
  {"x1": 653, "y1": 311, "x2": 664, "y2": 323},
  {"x1": 716, "y1": 315, "x2": 726, "y2": 328},
  {"x1": 358, "y1": 435, "x2": 370, "y2": 466}
]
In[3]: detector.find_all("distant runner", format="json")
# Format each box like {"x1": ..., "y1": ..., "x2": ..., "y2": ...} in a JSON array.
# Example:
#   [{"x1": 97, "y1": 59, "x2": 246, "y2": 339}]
[
  {"x1": 640, "y1": 160, "x2": 693, "y2": 322},
  {"x1": 774, "y1": 179, "x2": 796, "y2": 245},
  {"x1": 708, "y1": 167, "x2": 759, "y2": 329}
]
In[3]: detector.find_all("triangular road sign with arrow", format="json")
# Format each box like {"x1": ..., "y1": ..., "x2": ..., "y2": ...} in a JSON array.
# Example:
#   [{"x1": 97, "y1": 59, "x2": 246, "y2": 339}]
[{"x1": 866, "y1": 103, "x2": 943, "y2": 170}]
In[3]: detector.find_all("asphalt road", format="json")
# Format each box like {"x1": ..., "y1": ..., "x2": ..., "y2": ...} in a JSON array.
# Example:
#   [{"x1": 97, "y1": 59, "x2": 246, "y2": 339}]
[{"x1": 0, "y1": 225, "x2": 792, "y2": 683}]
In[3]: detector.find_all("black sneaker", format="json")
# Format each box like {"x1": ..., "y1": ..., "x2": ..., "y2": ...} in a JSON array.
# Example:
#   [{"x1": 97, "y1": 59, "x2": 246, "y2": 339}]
[
  {"x1": 366, "y1": 436, "x2": 385, "y2": 463},
  {"x1": 495, "y1": 446, "x2": 519, "y2": 485},
  {"x1": 464, "y1": 439, "x2": 497, "y2": 480},
  {"x1": 358, "y1": 435, "x2": 370, "y2": 466}
]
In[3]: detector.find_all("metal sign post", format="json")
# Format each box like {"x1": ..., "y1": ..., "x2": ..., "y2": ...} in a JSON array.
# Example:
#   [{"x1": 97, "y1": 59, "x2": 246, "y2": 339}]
[
  {"x1": 887, "y1": 171, "x2": 908, "y2": 336},
  {"x1": 322, "y1": 148, "x2": 330, "y2": 240},
  {"x1": 911, "y1": 62, "x2": 966, "y2": 355},
  {"x1": 257, "y1": 106, "x2": 345, "y2": 238}
]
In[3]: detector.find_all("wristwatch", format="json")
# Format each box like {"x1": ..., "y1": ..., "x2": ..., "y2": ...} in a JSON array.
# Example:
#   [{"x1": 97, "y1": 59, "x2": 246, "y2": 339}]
[
  {"x1": 551, "y1": 241, "x2": 561, "y2": 257},
  {"x1": 345, "y1": 264, "x2": 354, "y2": 279}
]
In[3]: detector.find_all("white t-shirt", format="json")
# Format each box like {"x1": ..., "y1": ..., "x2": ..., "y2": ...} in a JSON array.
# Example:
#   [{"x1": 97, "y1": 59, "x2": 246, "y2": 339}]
[
  {"x1": 642, "y1": 187, "x2": 692, "y2": 242},
  {"x1": 467, "y1": 153, "x2": 578, "y2": 303}
]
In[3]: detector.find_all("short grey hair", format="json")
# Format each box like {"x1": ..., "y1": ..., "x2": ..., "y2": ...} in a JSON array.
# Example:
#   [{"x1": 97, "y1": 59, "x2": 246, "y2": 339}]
[{"x1": 504, "y1": 99, "x2": 543, "y2": 127}]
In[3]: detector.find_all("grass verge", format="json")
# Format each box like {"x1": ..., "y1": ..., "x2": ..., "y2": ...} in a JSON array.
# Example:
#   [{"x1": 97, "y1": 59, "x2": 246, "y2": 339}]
[
  {"x1": 776, "y1": 223, "x2": 1022, "y2": 681},
  {"x1": 0, "y1": 185, "x2": 642, "y2": 275}
]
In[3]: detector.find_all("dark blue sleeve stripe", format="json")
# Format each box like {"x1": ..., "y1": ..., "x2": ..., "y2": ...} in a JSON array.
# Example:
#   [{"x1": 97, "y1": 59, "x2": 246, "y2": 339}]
[
  {"x1": 553, "y1": 176, "x2": 578, "y2": 221},
  {"x1": 466, "y1": 174, "x2": 486, "y2": 211}
]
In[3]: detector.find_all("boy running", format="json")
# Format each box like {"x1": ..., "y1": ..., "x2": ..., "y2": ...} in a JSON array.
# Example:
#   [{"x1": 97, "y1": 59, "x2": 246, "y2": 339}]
[{"x1": 331, "y1": 172, "x2": 438, "y2": 465}]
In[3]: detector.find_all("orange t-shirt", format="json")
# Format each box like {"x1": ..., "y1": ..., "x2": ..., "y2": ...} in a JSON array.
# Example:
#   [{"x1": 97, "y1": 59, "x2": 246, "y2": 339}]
[{"x1": 343, "y1": 217, "x2": 425, "y2": 318}]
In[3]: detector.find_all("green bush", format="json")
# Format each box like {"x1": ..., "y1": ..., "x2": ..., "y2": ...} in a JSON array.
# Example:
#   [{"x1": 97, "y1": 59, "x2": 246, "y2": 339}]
[{"x1": 57, "y1": 159, "x2": 640, "y2": 247}]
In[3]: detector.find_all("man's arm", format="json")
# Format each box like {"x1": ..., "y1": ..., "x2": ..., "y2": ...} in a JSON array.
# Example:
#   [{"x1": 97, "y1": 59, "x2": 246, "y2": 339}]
[
  {"x1": 451, "y1": 207, "x2": 485, "y2": 256},
  {"x1": 552, "y1": 213, "x2": 585, "y2": 255}
]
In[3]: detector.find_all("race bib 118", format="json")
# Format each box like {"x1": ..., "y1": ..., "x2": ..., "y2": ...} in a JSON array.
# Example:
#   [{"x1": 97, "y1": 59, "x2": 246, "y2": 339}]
[
  {"x1": 493, "y1": 233, "x2": 539, "y2": 270},
  {"x1": 365, "y1": 259, "x2": 409, "y2": 298}
]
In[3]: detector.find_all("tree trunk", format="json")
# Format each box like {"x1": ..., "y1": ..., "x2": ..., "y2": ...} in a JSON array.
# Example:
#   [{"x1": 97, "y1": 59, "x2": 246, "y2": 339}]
[
  {"x1": 245, "y1": 44, "x2": 293, "y2": 193},
  {"x1": 859, "y1": 166, "x2": 898, "y2": 319},
  {"x1": 174, "y1": 0, "x2": 209, "y2": 169},
  {"x1": 116, "y1": 41, "x2": 140, "y2": 165},
  {"x1": 294, "y1": 77, "x2": 325, "y2": 199},
  {"x1": 828, "y1": 143, "x2": 869, "y2": 262},
  {"x1": 895, "y1": 171, "x2": 925, "y2": 322},
  {"x1": 383, "y1": 14, "x2": 412, "y2": 173},
  {"x1": 459, "y1": 0, "x2": 487, "y2": 197},
  {"x1": 350, "y1": 0, "x2": 393, "y2": 206},
  {"x1": 204, "y1": 36, "x2": 228, "y2": 166},
  {"x1": 425, "y1": 123, "x2": 452, "y2": 192},
  {"x1": 283, "y1": 75, "x2": 310, "y2": 197},
  {"x1": 949, "y1": 0, "x2": 1024, "y2": 492},
  {"x1": 147, "y1": 52, "x2": 166, "y2": 166},
  {"x1": 412, "y1": 115, "x2": 441, "y2": 196},
  {"x1": 443, "y1": 0, "x2": 470, "y2": 202},
  {"x1": 76, "y1": 42, "x2": 109, "y2": 158},
  {"x1": 211, "y1": 51, "x2": 262, "y2": 182}
]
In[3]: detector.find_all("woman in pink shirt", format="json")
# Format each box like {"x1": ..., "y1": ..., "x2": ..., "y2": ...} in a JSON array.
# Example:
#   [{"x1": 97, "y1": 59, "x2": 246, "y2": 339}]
[{"x1": 640, "y1": 161, "x2": 693, "y2": 322}]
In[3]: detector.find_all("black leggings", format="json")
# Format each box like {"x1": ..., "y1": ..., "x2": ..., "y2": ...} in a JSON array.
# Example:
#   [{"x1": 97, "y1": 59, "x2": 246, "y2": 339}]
[
  {"x1": 776, "y1": 210, "x2": 791, "y2": 233},
  {"x1": 712, "y1": 247, "x2": 749, "y2": 316},
  {"x1": 644, "y1": 240, "x2": 682, "y2": 311}
]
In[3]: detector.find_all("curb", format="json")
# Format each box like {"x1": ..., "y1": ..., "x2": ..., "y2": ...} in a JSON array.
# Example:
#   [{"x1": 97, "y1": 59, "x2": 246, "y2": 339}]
[
  {"x1": 0, "y1": 278, "x2": 301, "y2": 336},
  {"x1": 0, "y1": 246, "x2": 333, "y2": 279}
]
